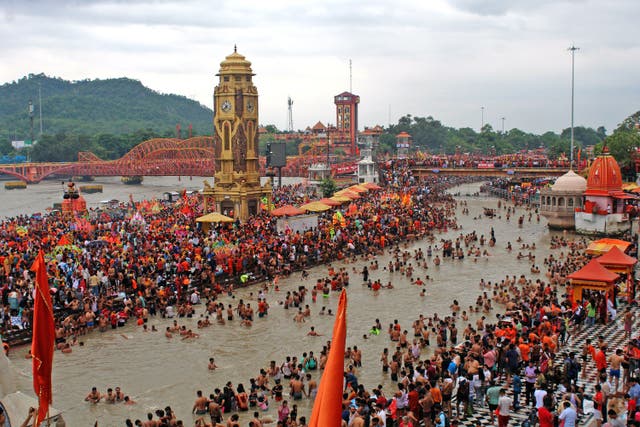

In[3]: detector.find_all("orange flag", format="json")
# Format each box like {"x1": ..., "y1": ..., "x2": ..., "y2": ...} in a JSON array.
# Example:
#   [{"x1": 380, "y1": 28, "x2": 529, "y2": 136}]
[
  {"x1": 309, "y1": 289, "x2": 348, "y2": 427},
  {"x1": 30, "y1": 250, "x2": 55, "y2": 425}
]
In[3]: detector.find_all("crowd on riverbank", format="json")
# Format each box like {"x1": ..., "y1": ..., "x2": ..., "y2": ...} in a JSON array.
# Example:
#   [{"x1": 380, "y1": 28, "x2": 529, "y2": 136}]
[{"x1": 3, "y1": 160, "x2": 640, "y2": 427}]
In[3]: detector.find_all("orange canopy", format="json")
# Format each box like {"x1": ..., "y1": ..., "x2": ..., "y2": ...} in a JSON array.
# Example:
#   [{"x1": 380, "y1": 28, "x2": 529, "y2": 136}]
[
  {"x1": 586, "y1": 238, "x2": 631, "y2": 255},
  {"x1": 362, "y1": 182, "x2": 382, "y2": 190},
  {"x1": 595, "y1": 245, "x2": 637, "y2": 267},
  {"x1": 318, "y1": 198, "x2": 341, "y2": 207},
  {"x1": 270, "y1": 205, "x2": 305, "y2": 217},
  {"x1": 567, "y1": 259, "x2": 620, "y2": 284}
]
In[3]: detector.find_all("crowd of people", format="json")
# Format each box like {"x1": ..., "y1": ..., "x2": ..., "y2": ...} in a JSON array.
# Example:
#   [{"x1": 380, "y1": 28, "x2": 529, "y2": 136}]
[{"x1": 2, "y1": 159, "x2": 640, "y2": 427}]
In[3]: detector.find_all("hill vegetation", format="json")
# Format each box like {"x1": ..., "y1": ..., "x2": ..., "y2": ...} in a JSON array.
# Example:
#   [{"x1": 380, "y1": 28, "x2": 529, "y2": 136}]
[
  {"x1": 0, "y1": 73, "x2": 213, "y2": 158},
  {"x1": 0, "y1": 74, "x2": 637, "y2": 168}
]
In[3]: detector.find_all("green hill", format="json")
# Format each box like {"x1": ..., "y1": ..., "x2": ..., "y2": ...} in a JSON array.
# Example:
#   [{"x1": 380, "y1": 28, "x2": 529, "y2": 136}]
[{"x1": 0, "y1": 73, "x2": 213, "y2": 142}]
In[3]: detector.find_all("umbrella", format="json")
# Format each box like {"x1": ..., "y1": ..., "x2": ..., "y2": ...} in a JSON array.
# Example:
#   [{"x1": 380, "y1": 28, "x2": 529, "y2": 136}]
[
  {"x1": 270, "y1": 204, "x2": 305, "y2": 217},
  {"x1": 334, "y1": 190, "x2": 360, "y2": 199},
  {"x1": 348, "y1": 184, "x2": 368, "y2": 193},
  {"x1": 299, "y1": 201, "x2": 332, "y2": 212},
  {"x1": 319, "y1": 198, "x2": 342, "y2": 207},
  {"x1": 196, "y1": 212, "x2": 234, "y2": 223},
  {"x1": 329, "y1": 195, "x2": 351, "y2": 204},
  {"x1": 362, "y1": 182, "x2": 382, "y2": 190}
]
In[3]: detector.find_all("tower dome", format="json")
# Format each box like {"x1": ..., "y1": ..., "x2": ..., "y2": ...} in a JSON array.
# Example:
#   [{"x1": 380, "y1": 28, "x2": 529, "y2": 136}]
[
  {"x1": 217, "y1": 46, "x2": 254, "y2": 77},
  {"x1": 551, "y1": 170, "x2": 587, "y2": 193},
  {"x1": 584, "y1": 147, "x2": 623, "y2": 196}
]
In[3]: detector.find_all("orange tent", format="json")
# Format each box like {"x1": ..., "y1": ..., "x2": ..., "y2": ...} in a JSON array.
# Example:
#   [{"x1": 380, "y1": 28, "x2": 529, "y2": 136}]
[
  {"x1": 567, "y1": 259, "x2": 620, "y2": 306},
  {"x1": 362, "y1": 182, "x2": 382, "y2": 190},
  {"x1": 596, "y1": 246, "x2": 637, "y2": 303},
  {"x1": 586, "y1": 238, "x2": 631, "y2": 255},
  {"x1": 270, "y1": 205, "x2": 305, "y2": 217},
  {"x1": 318, "y1": 198, "x2": 341, "y2": 207}
]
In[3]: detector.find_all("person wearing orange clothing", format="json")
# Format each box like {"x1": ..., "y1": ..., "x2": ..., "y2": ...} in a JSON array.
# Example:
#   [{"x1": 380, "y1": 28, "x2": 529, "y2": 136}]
[
  {"x1": 595, "y1": 345, "x2": 608, "y2": 375},
  {"x1": 519, "y1": 341, "x2": 531, "y2": 363}
]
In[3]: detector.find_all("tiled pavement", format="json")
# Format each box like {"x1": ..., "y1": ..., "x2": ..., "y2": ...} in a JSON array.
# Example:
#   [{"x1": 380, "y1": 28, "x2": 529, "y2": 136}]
[{"x1": 447, "y1": 304, "x2": 637, "y2": 427}]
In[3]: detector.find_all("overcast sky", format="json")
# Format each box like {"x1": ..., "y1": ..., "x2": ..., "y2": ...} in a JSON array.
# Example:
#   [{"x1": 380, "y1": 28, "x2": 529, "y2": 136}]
[{"x1": 1, "y1": 0, "x2": 639, "y2": 135}]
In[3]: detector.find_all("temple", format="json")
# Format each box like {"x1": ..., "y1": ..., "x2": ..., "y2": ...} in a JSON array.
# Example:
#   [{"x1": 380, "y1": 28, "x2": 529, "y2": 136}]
[{"x1": 574, "y1": 147, "x2": 634, "y2": 235}]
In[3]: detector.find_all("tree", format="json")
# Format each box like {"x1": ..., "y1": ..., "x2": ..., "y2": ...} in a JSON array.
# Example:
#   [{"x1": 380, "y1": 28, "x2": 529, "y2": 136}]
[
  {"x1": 599, "y1": 129, "x2": 640, "y2": 168},
  {"x1": 319, "y1": 178, "x2": 337, "y2": 198}
]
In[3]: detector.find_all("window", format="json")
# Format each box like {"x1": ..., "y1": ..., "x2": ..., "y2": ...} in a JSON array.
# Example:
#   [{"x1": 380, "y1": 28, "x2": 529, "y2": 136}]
[
  {"x1": 224, "y1": 76, "x2": 230, "y2": 82},
  {"x1": 246, "y1": 76, "x2": 251, "y2": 82},
  {"x1": 568, "y1": 198, "x2": 574, "y2": 207}
]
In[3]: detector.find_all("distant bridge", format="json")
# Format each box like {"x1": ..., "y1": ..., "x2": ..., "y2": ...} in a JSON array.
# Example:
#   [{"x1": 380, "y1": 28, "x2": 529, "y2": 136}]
[
  {"x1": 0, "y1": 136, "x2": 571, "y2": 184},
  {"x1": 411, "y1": 166, "x2": 569, "y2": 179},
  {"x1": 0, "y1": 137, "x2": 216, "y2": 183}
]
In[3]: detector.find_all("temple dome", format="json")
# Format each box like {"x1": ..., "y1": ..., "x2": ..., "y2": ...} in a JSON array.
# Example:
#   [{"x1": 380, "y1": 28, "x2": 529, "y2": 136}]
[
  {"x1": 551, "y1": 170, "x2": 587, "y2": 193},
  {"x1": 584, "y1": 147, "x2": 623, "y2": 196}
]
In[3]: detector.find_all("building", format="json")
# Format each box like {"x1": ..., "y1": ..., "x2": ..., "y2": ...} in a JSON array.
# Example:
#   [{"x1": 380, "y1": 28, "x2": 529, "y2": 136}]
[
  {"x1": 358, "y1": 125, "x2": 384, "y2": 154},
  {"x1": 396, "y1": 132, "x2": 412, "y2": 159},
  {"x1": 334, "y1": 91, "x2": 359, "y2": 155},
  {"x1": 574, "y1": 147, "x2": 633, "y2": 236},
  {"x1": 539, "y1": 170, "x2": 586, "y2": 229},
  {"x1": 202, "y1": 47, "x2": 272, "y2": 221}
]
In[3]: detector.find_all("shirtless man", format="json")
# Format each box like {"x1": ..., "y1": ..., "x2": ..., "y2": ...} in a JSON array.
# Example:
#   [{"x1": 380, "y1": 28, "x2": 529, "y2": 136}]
[
  {"x1": 85, "y1": 386, "x2": 101, "y2": 403},
  {"x1": 289, "y1": 374, "x2": 306, "y2": 400},
  {"x1": 165, "y1": 327, "x2": 173, "y2": 339},
  {"x1": 307, "y1": 327, "x2": 321, "y2": 336},
  {"x1": 208, "y1": 358, "x2": 218, "y2": 370},
  {"x1": 293, "y1": 310, "x2": 306, "y2": 323},
  {"x1": 193, "y1": 390, "x2": 209, "y2": 415},
  {"x1": 306, "y1": 373, "x2": 318, "y2": 399},
  {"x1": 609, "y1": 348, "x2": 625, "y2": 391},
  {"x1": 104, "y1": 388, "x2": 117, "y2": 404}
]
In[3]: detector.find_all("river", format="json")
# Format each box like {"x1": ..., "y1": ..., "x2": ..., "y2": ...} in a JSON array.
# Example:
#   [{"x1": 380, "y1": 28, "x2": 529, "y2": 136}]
[{"x1": 5, "y1": 181, "x2": 564, "y2": 426}]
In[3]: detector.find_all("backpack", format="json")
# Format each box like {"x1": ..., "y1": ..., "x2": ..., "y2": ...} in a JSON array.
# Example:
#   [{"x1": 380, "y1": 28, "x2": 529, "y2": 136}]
[
  {"x1": 444, "y1": 413, "x2": 450, "y2": 427},
  {"x1": 457, "y1": 380, "x2": 470, "y2": 399}
]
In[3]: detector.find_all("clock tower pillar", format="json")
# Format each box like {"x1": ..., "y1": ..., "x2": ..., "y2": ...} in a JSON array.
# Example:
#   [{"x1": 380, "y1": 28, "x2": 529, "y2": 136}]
[{"x1": 202, "y1": 47, "x2": 272, "y2": 221}]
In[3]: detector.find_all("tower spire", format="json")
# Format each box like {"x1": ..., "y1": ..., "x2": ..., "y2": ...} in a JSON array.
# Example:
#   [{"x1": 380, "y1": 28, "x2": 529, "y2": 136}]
[{"x1": 234, "y1": 44, "x2": 237, "y2": 53}]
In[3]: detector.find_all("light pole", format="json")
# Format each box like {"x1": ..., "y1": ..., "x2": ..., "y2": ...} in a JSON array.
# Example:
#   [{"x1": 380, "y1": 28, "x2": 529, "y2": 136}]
[
  {"x1": 568, "y1": 45, "x2": 580, "y2": 169},
  {"x1": 481, "y1": 107, "x2": 485, "y2": 132},
  {"x1": 501, "y1": 117, "x2": 505, "y2": 135}
]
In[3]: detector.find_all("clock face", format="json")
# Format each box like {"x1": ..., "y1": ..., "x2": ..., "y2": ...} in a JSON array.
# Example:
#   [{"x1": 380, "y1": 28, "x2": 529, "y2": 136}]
[
  {"x1": 221, "y1": 100, "x2": 232, "y2": 112},
  {"x1": 247, "y1": 101, "x2": 254, "y2": 113}
]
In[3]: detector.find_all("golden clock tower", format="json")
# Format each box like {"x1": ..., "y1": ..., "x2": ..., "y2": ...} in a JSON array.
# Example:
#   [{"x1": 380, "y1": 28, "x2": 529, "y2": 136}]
[{"x1": 202, "y1": 47, "x2": 272, "y2": 221}]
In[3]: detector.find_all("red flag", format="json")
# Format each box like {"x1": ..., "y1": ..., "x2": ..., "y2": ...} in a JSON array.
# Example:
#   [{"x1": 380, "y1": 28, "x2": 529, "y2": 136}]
[
  {"x1": 309, "y1": 289, "x2": 347, "y2": 427},
  {"x1": 30, "y1": 250, "x2": 55, "y2": 425},
  {"x1": 57, "y1": 234, "x2": 71, "y2": 246}
]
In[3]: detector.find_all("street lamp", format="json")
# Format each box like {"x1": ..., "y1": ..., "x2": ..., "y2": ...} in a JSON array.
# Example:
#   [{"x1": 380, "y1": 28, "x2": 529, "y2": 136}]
[
  {"x1": 481, "y1": 107, "x2": 485, "y2": 132},
  {"x1": 568, "y1": 45, "x2": 580, "y2": 169}
]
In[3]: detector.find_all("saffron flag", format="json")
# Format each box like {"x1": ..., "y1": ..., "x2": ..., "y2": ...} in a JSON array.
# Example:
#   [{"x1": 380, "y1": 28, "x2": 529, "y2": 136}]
[
  {"x1": 30, "y1": 250, "x2": 55, "y2": 425},
  {"x1": 309, "y1": 289, "x2": 348, "y2": 427}
]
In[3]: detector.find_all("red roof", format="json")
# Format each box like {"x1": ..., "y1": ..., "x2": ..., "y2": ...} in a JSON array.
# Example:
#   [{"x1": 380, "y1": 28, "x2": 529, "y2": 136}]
[
  {"x1": 567, "y1": 259, "x2": 620, "y2": 283},
  {"x1": 585, "y1": 147, "x2": 623, "y2": 196},
  {"x1": 596, "y1": 245, "x2": 637, "y2": 267},
  {"x1": 312, "y1": 121, "x2": 326, "y2": 131},
  {"x1": 396, "y1": 132, "x2": 411, "y2": 138}
]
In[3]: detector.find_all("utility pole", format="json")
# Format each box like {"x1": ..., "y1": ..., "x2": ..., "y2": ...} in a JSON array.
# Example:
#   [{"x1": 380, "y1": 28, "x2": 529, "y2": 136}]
[
  {"x1": 568, "y1": 45, "x2": 580, "y2": 169},
  {"x1": 28, "y1": 100, "x2": 34, "y2": 143},
  {"x1": 501, "y1": 117, "x2": 505, "y2": 135},
  {"x1": 349, "y1": 59, "x2": 352, "y2": 93},
  {"x1": 481, "y1": 106, "x2": 485, "y2": 132},
  {"x1": 38, "y1": 83, "x2": 43, "y2": 135},
  {"x1": 287, "y1": 97, "x2": 294, "y2": 132}
]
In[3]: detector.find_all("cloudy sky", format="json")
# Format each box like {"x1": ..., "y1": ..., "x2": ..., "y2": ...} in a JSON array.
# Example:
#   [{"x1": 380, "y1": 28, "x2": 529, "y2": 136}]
[{"x1": 1, "y1": 0, "x2": 639, "y2": 134}]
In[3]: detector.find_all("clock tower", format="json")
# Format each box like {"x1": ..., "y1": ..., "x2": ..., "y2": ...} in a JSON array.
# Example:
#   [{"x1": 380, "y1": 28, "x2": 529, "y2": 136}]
[{"x1": 203, "y1": 47, "x2": 272, "y2": 221}]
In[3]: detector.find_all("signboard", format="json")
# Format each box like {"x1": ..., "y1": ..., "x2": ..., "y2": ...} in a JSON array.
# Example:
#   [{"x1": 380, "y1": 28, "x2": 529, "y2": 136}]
[
  {"x1": 477, "y1": 163, "x2": 496, "y2": 169},
  {"x1": 270, "y1": 142, "x2": 286, "y2": 167},
  {"x1": 276, "y1": 214, "x2": 318, "y2": 234},
  {"x1": 332, "y1": 164, "x2": 357, "y2": 175}
]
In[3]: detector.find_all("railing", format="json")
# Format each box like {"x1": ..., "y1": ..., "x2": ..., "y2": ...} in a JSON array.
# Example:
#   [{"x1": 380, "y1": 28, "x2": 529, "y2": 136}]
[{"x1": 481, "y1": 185, "x2": 540, "y2": 207}]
